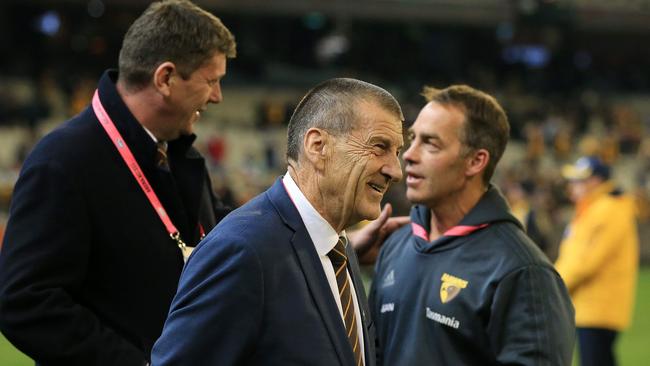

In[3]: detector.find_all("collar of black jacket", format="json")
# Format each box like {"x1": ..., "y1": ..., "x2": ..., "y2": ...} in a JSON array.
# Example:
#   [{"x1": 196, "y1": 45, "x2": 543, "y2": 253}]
[
  {"x1": 409, "y1": 184, "x2": 523, "y2": 253},
  {"x1": 98, "y1": 70, "x2": 199, "y2": 159}
]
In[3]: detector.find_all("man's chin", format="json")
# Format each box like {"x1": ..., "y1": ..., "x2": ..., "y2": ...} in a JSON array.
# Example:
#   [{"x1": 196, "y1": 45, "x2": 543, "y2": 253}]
[
  {"x1": 357, "y1": 206, "x2": 382, "y2": 223},
  {"x1": 406, "y1": 192, "x2": 426, "y2": 205},
  {"x1": 178, "y1": 126, "x2": 194, "y2": 137}
]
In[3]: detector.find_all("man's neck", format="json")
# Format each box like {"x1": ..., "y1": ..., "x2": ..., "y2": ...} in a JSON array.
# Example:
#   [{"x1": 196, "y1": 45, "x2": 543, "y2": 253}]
[
  {"x1": 116, "y1": 80, "x2": 165, "y2": 141},
  {"x1": 428, "y1": 184, "x2": 486, "y2": 240},
  {"x1": 287, "y1": 164, "x2": 347, "y2": 233}
]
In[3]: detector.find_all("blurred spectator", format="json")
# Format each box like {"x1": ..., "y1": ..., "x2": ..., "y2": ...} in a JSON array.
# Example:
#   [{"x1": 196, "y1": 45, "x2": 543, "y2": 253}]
[
  {"x1": 504, "y1": 178, "x2": 551, "y2": 258},
  {"x1": 68, "y1": 75, "x2": 96, "y2": 117},
  {"x1": 636, "y1": 137, "x2": 650, "y2": 262},
  {"x1": 555, "y1": 156, "x2": 639, "y2": 366},
  {"x1": 206, "y1": 134, "x2": 226, "y2": 169},
  {"x1": 553, "y1": 126, "x2": 573, "y2": 161},
  {"x1": 636, "y1": 137, "x2": 650, "y2": 220},
  {"x1": 577, "y1": 134, "x2": 601, "y2": 157},
  {"x1": 37, "y1": 69, "x2": 68, "y2": 121},
  {"x1": 523, "y1": 122, "x2": 545, "y2": 162},
  {"x1": 612, "y1": 104, "x2": 643, "y2": 155}
]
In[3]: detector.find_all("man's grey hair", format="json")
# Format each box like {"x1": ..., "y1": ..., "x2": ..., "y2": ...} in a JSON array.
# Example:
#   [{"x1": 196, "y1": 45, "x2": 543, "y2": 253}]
[{"x1": 286, "y1": 78, "x2": 403, "y2": 162}]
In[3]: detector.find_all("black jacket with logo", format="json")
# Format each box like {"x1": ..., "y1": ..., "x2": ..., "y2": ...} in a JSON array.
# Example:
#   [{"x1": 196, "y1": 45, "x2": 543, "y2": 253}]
[{"x1": 370, "y1": 186, "x2": 575, "y2": 365}]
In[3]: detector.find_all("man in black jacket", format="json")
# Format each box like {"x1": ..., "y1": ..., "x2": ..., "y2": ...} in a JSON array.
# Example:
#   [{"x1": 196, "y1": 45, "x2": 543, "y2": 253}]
[
  {"x1": 0, "y1": 1, "x2": 235, "y2": 365},
  {"x1": 370, "y1": 85, "x2": 575, "y2": 365}
]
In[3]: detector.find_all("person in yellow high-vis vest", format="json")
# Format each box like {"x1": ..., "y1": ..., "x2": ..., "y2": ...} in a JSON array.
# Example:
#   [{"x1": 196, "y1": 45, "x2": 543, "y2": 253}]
[{"x1": 556, "y1": 156, "x2": 639, "y2": 366}]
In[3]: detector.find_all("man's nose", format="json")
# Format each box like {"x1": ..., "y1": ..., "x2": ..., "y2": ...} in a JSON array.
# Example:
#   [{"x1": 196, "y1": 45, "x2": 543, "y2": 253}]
[
  {"x1": 209, "y1": 83, "x2": 222, "y2": 104},
  {"x1": 383, "y1": 153, "x2": 403, "y2": 182}
]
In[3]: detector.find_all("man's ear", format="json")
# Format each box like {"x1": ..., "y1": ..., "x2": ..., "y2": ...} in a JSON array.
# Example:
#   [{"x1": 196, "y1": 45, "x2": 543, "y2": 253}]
[
  {"x1": 152, "y1": 62, "x2": 176, "y2": 97},
  {"x1": 465, "y1": 148, "x2": 489, "y2": 178},
  {"x1": 303, "y1": 128, "x2": 329, "y2": 169}
]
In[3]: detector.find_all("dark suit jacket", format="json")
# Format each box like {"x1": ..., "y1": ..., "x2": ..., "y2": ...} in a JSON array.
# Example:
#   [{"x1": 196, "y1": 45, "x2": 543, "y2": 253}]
[
  {"x1": 0, "y1": 71, "x2": 228, "y2": 366},
  {"x1": 151, "y1": 178, "x2": 376, "y2": 366}
]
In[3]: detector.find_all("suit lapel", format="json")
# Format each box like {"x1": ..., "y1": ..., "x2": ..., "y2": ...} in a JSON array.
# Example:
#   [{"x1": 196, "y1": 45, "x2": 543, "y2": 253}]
[
  {"x1": 169, "y1": 150, "x2": 206, "y2": 243},
  {"x1": 267, "y1": 179, "x2": 355, "y2": 366}
]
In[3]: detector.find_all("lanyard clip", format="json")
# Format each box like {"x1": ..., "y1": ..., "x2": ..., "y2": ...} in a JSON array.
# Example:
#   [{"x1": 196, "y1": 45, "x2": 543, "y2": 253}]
[
  {"x1": 171, "y1": 232, "x2": 193, "y2": 263},
  {"x1": 170, "y1": 231, "x2": 187, "y2": 250}
]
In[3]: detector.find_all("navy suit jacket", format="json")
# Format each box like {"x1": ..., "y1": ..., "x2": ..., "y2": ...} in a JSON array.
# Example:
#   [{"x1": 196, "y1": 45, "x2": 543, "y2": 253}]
[
  {"x1": 152, "y1": 178, "x2": 376, "y2": 366},
  {"x1": 0, "y1": 71, "x2": 228, "y2": 365}
]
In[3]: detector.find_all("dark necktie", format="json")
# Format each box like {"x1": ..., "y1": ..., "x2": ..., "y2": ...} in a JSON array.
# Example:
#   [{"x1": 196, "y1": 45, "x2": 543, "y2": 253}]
[
  {"x1": 156, "y1": 141, "x2": 170, "y2": 172},
  {"x1": 327, "y1": 237, "x2": 363, "y2": 366}
]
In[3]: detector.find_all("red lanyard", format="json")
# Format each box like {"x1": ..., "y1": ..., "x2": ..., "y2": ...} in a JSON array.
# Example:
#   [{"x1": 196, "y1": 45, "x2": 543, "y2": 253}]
[{"x1": 91, "y1": 90, "x2": 191, "y2": 259}]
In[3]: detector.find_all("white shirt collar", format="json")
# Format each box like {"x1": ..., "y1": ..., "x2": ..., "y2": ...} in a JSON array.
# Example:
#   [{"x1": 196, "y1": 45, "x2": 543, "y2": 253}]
[
  {"x1": 142, "y1": 125, "x2": 158, "y2": 143},
  {"x1": 282, "y1": 172, "x2": 346, "y2": 256}
]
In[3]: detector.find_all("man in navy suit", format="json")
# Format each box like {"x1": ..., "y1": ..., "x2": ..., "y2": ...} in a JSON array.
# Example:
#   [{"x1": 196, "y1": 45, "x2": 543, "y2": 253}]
[{"x1": 151, "y1": 78, "x2": 405, "y2": 366}]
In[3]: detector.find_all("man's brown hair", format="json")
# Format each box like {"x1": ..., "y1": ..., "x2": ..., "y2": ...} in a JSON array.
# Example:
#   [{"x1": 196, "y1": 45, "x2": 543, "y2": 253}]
[
  {"x1": 422, "y1": 85, "x2": 510, "y2": 185},
  {"x1": 118, "y1": 0, "x2": 236, "y2": 90}
]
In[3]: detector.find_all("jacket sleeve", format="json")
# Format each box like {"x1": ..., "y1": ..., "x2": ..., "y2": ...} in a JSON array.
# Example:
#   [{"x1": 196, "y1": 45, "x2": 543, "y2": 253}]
[
  {"x1": 0, "y1": 162, "x2": 147, "y2": 365},
  {"x1": 151, "y1": 231, "x2": 264, "y2": 366},
  {"x1": 487, "y1": 265, "x2": 576, "y2": 365}
]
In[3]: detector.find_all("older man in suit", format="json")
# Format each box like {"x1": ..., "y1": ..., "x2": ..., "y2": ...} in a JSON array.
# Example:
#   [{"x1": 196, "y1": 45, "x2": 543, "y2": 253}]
[{"x1": 151, "y1": 78, "x2": 404, "y2": 366}]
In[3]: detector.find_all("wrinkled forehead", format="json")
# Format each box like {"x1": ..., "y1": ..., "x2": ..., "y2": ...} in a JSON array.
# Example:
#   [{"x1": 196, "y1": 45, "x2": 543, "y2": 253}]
[
  {"x1": 355, "y1": 98, "x2": 402, "y2": 127},
  {"x1": 354, "y1": 114, "x2": 404, "y2": 146}
]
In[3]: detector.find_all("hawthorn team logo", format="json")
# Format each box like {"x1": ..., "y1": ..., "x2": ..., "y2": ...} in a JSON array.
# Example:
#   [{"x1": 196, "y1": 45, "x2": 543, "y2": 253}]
[{"x1": 440, "y1": 273, "x2": 468, "y2": 303}]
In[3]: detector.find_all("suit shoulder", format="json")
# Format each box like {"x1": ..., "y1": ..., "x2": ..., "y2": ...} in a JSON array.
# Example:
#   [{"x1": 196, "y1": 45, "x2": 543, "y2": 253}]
[
  {"x1": 25, "y1": 108, "x2": 101, "y2": 167},
  {"x1": 202, "y1": 193, "x2": 288, "y2": 251}
]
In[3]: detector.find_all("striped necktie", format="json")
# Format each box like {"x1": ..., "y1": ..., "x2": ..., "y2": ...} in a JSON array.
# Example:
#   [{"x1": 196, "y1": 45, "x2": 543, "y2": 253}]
[
  {"x1": 327, "y1": 237, "x2": 363, "y2": 366},
  {"x1": 155, "y1": 141, "x2": 170, "y2": 172}
]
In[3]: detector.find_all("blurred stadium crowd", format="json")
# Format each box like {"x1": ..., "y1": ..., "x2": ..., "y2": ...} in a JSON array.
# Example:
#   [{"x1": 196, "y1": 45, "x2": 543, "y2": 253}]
[{"x1": 1, "y1": 0, "x2": 650, "y2": 262}]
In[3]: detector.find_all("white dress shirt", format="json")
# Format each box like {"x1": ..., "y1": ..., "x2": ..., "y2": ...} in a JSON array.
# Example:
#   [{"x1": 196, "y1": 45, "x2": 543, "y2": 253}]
[{"x1": 282, "y1": 173, "x2": 365, "y2": 363}]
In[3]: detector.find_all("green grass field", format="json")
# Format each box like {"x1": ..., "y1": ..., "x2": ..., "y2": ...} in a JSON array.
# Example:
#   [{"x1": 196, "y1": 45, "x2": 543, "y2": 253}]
[
  {"x1": 2, "y1": 268, "x2": 650, "y2": 365},
  {"x1": 618, "y1": 267, "x2": 650, "y2": 365}
]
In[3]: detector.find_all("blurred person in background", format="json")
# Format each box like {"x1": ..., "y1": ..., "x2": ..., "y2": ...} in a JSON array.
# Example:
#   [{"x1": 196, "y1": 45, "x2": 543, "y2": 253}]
[
  {"x1": 503, "y1": 177, "x2": 551, "y2": 258},
  {"x1": 0, "y1": 1, "x2": 235, "y2": 365},
  {"x1": 370, "y1": 85, "x2": 575, "y2": 365},
  {"x1": 556, "y1": 156, "x2": 639, "y2": 366},
  {"x1": 151, "y1": 78, "x2": 404, "y2": 366}
]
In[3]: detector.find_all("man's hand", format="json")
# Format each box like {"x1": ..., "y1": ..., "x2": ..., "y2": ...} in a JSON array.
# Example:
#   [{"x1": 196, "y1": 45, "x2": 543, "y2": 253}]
[{"x1": 349, "y1": 204, "x2": 410, "y2": 265}]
